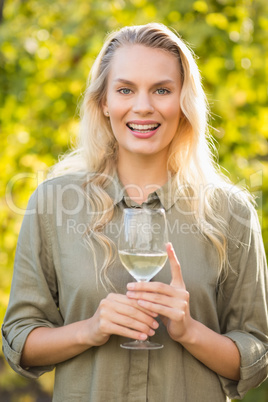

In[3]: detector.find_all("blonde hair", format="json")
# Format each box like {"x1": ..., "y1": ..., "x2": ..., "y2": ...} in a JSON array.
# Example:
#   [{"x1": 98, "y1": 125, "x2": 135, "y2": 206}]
[{"x1": 50, "y1": 23, "x2": 253, "y2": 289}]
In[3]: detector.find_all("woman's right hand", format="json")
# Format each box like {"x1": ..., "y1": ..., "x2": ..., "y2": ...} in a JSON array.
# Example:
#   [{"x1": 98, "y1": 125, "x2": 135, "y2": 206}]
[
  {"x1": 86, "y1": 293, "x2": 160, "y2": 347},
  {"x1": 21, "y1": 292, "x2": 159, "y2": 368}
]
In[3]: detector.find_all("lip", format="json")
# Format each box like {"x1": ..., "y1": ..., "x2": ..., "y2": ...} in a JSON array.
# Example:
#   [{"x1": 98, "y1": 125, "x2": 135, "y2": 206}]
[
  {"x1": 126, "y1": 120, "x2": 160, "y2": 139},
  {"x1": 127, "y1": 120, "x2": 160, "y2": 125},
  {"x1": 130, "y1": 128, "x2": 159, "y2": 139}
]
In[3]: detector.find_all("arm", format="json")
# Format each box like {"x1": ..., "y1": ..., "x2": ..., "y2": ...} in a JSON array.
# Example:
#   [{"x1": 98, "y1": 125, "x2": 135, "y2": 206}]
[
  {"x1": 126, "y1": 243, "x2": 240, "y2": 381},
  {"x1": 21, "y1": 293, "x2": 159, "y2": 368},
  {"x1": 21, "y1": 321, "x2": 94, "y2": 368},
  {"x1": 172, "y1": 317, "x2": 240, "y2": 381},
  {"x1": 3, "y1": 184, "x2": 158, "y2": 373}
]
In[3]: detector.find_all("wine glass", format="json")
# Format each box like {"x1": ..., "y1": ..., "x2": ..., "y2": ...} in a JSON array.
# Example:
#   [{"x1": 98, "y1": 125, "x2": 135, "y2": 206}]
[{"x1": 118, "y1": 207, "x2": 168, "y2": 349}]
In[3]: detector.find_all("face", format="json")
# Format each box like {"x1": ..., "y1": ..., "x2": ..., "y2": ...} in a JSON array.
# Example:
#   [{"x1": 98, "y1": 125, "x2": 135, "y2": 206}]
[{"x1": 102, "y1": 44, "x2": 182, "y2": 161}]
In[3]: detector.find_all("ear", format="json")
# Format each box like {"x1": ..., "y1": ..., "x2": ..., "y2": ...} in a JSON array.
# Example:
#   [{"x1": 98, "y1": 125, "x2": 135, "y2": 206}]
[{"x1": 101, "y1": 97, "x2": 108, "y2": 116}]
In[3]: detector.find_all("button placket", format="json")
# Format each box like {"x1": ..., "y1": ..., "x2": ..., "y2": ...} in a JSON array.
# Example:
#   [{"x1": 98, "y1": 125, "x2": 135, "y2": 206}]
[{"x1": 128, "y1": 350, "x2": 149, "y2": 402}]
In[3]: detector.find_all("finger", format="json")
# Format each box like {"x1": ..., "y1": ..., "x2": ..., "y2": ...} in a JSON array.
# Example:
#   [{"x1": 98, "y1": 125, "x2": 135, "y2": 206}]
[
  {"x1": 127, "y1": 289, "x2": 187, "y2": 308},
  {"x1": 136, "y1": 299, "x2": 187, "y2": 323},
  {"x1": 111, "y1": 310, "x2": 158, "y2": 335},
  {"x1": 110, "y1": 293, "x2": 158, "y2": 317},
  {"x1": 127, "y1": 281, "x2": 174, "y2": 296},
  {"x1": 103, "y1": 321, "x2": 150, "y2": 341},
  {"x1": 101, "y1": 306, "x2": 158, "y2": 340},
  {"x1": 103, "y1": 295, "x2": 159, "y2": 330},
  {"x1": 113, "y1": 301, "x2": 159, "y2": 329},
  {"x1": 166, "y1": 243, "x2": 185, "y2": 288}
]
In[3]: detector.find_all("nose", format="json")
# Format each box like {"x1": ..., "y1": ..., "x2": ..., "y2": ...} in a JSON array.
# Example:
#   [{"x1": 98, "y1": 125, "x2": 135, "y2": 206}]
[{"x1": 132, "y1": 92, "x2": 154, "y2": 115}]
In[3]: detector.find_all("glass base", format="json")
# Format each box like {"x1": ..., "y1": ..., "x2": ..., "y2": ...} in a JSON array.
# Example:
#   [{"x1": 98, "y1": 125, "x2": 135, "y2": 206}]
[{"x1": 120, "y1": 340, "x2": 164, "y2": 350}]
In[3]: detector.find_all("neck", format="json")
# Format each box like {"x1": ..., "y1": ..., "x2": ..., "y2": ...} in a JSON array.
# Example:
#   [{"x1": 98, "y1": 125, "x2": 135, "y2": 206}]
[{"x1": 117, "y1": 152, "x2": 169, "y2": 204}]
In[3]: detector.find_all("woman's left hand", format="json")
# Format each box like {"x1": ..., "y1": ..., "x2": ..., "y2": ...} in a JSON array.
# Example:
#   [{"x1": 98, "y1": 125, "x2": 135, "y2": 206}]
[
  {"x1": 126, "y1": 243, "x2": 241, "y2": 381},
  {"x1": 126, "y1": 243, "x2": 193, "y2": 343}
]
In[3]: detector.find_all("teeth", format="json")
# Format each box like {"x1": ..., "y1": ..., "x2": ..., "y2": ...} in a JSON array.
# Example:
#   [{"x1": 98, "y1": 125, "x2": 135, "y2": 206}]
[{"x1": 128, "y1": 123, "x2": 159, "y2": 131}]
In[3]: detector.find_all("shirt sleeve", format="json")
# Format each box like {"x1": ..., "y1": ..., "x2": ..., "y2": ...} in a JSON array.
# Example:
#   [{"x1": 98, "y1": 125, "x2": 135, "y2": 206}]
[
  {"x1": 216, "y1": 197, "x2": 268, "y2": 399},
  {"x1": 1, "y1": 184, "x2": 64, "y2": 379}
]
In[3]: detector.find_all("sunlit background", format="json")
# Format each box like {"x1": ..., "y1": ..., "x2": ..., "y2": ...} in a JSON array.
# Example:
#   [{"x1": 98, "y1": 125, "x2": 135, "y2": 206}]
[{"x1": 0, "y1": 0, "x2": 267, "y2": 400}]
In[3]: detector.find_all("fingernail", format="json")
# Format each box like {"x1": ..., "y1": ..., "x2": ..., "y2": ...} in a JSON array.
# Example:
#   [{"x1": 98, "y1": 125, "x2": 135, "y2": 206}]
[
  {"x1": 137, "y1": 300, "x2": 145, "y2": 307},
  {"x1": 140, "y1": 333, "x2": 148, "y2": 340},
  {"x1": 149, "y1": 329, "x2": 155, "y2": 336},
  {"x1": 152, "y1": 321, "x2": 159, "y2": 329},
  {"x1": 166, "y1": 242, "x2": 172, "y2": 251},
  {"x1": 127, "y1": 283, "x2": 135, "y2": 290}
]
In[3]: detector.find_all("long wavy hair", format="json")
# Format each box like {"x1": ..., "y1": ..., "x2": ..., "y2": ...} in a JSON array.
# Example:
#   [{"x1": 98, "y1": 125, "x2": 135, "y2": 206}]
[{"x1": 50, "y1": 23, "x2": 253, "y2": 290}]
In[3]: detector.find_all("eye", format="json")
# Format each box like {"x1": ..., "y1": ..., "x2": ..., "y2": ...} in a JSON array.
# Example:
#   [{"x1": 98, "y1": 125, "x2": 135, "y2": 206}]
[
  {"x1": 118, "y1": 88, "x2": 132, "y2": 95},
  {"x1": 155, "y1": 88, "x2": 170, "y2": 95}
]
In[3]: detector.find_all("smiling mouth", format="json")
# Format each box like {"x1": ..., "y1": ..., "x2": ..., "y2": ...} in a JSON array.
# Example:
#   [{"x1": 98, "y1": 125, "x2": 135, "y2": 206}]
[{"x1": 127, "y1": 123, "x2": 160, "y2": 133}]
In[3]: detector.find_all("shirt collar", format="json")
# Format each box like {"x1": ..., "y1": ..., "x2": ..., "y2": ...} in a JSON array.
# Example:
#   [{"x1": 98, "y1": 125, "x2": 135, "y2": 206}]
[
  {"x1": 155, "y1": 175, "x2": 180, "y2": 210},
  {"x1": 105, "y1": 172, "x2": 180, "y2": 211}
]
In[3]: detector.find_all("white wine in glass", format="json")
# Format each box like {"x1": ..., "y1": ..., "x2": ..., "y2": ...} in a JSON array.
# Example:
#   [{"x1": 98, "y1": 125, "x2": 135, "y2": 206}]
[{"x1": 118, "y1": 208, "x2": 168, "y2": 350}]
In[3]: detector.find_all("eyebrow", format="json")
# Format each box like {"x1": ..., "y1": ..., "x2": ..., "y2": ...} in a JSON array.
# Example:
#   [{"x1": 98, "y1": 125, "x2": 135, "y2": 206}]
[{"x1": 113, "y1": 78, "x2": 176, "y2": 86}]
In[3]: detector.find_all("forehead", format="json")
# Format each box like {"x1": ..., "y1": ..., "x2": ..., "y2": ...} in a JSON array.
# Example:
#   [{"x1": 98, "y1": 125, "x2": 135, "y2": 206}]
[{"x1": 107, "y1": 44, "x2": 181, "y2": 84}]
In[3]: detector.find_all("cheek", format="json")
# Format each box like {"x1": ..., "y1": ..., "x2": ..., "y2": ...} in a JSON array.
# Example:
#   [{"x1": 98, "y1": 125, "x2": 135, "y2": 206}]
[
  {"x1": 109, "y1": 103, "x2": 128, "y2": 122},
  {"x1": 164, "y1": 108, "x2": 181, "y2": 134},
  {"x1": 159, "y1": 99, "x2": 181, "y2": 119},
  {"x1": 167, "y1": 104, "x2": 181, "y2": 120},
  {"x1": 163, "y1": 108, "x2": 181, "y2": 142}
]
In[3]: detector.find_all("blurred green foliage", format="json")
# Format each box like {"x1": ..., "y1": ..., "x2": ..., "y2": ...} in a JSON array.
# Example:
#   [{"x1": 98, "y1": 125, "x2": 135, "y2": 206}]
[{"x1": 0, "y1": 0, "x2": 267, "y2": 400}]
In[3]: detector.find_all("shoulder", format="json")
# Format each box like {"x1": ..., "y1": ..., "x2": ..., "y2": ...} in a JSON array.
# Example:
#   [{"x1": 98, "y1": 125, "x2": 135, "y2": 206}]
[
  {"x1": 27, "y1": 172, "x2": 91, "y2": 213},
  {"x1": 212, "y1": 183, "x2": 260, "y2": 238},
  {"x1": 35, "y1": 171, "x2": 94, "y2": 195},
  {"x1": 42, "y1": 171, "x2": 90, "y2": 188},
  {"x1": 28, "y1": 171, "x2": 121, "y2": 214},
  {"x1": 213, "y1": 182, "x2": 256, "y2": 217}
]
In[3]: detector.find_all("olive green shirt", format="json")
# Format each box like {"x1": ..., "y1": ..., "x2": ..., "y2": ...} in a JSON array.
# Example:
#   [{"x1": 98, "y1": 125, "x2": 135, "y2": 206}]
[{"x1": 2, "y1": 173, "x2": 268, "y2": 401}]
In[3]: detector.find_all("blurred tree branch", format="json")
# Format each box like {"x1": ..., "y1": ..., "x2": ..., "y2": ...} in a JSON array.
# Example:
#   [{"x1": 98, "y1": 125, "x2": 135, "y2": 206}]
[{"x1": 0, "y1": 0, "x2": 4, "y2": 23}]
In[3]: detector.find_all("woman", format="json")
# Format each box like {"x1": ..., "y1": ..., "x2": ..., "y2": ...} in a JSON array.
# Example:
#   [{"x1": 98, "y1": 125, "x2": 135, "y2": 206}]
[{"x1": 2, "y1": 23, "x2": 268, "y2": 401}]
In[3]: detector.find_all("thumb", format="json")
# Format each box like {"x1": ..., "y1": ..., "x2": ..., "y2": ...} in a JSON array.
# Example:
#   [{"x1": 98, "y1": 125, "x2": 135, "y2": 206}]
[{"x1": 166, "y1": 243, "x2": 185, "y2": 289}]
